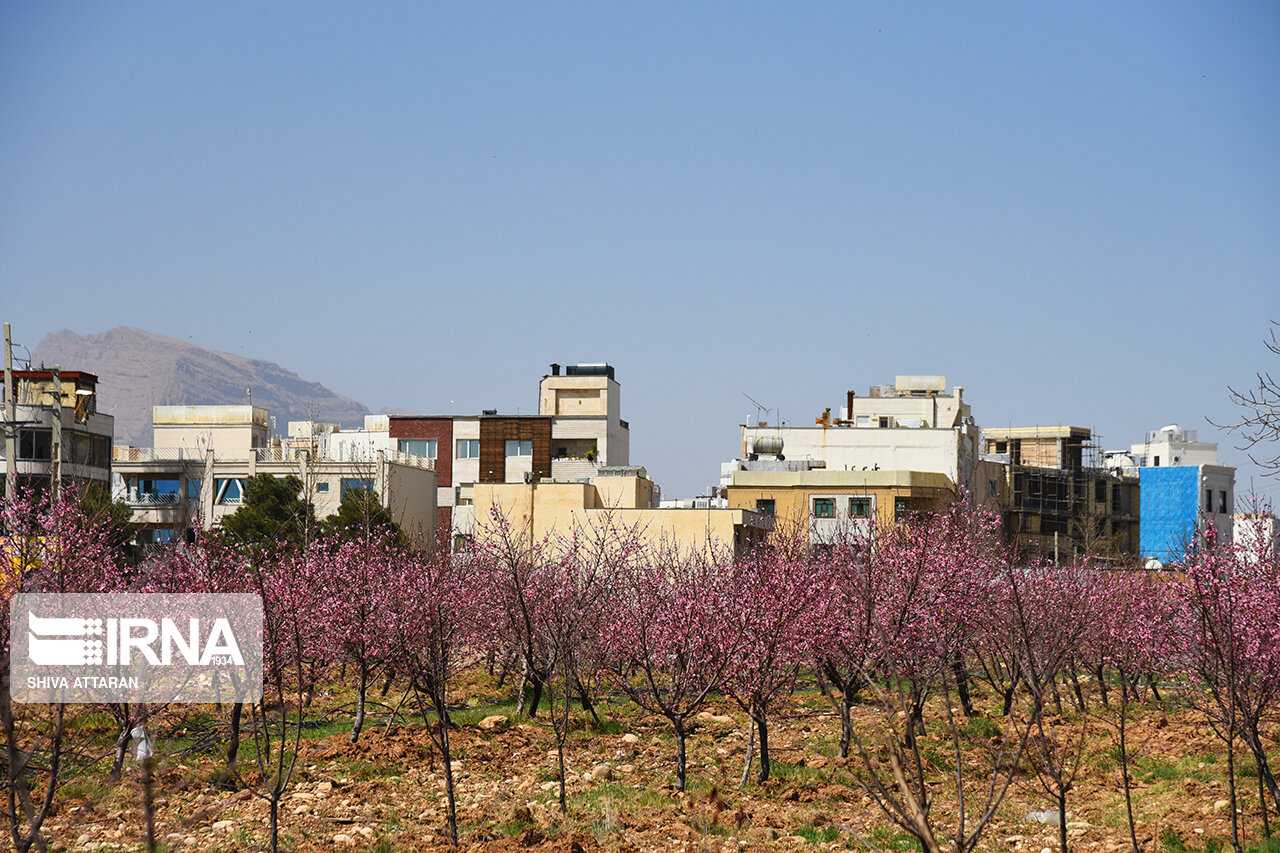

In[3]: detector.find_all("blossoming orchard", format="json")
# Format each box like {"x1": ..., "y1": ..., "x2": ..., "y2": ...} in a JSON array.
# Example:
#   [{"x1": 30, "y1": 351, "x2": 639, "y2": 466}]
[{"x1": 2, "y1": 487, "x2": 1279, "y2": 853}]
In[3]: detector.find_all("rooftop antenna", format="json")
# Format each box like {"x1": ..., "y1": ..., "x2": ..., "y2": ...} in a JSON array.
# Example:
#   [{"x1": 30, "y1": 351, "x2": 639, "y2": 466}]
[{"x1": 742, "y1": 392, "x2": 770, "y2": 426}]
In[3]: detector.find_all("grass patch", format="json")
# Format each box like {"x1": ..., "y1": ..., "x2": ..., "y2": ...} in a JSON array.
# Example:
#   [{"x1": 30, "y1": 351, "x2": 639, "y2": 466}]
[
  {"x1": 868, "y1": 824, "x2": 922, "y2": 851},
  {"x1": 961, "y1": 715, "x2": 1002, "y2": 741},
  {"x1": 795, "y1": 824, "x2": 841, "y2": 843}
]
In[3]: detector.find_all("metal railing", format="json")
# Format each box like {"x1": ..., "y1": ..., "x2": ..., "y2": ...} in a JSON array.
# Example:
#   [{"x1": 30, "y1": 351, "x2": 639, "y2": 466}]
[
  {"x1": 129, "y1": 493, "x2": 181, "y2": 505},
  {"x1": 113, "y1": 447, "x2": 192, "y2": 462}
]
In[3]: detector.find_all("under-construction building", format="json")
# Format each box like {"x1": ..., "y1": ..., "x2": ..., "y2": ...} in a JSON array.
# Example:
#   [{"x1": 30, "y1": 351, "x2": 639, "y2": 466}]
[{"x1": 982, "y1": 426, "x2": 1139, "y2": 560}]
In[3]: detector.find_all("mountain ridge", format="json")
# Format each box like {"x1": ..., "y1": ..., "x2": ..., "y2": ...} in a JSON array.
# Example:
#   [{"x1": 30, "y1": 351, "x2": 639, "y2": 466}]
[{"x1": 32, "y1": 326, "x2": 370, "y2": 447}]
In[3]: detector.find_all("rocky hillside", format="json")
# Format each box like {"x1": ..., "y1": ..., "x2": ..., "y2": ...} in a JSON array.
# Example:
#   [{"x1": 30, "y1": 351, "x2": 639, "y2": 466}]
[{"x1": 33, "y1": 326, "x2": 369, "y2": 447}]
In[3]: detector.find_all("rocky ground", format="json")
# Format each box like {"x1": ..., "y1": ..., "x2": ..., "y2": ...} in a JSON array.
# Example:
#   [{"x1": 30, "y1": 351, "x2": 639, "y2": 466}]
[{"x1": 31, "y1": 675, "x2": 1280, "y2": 852}]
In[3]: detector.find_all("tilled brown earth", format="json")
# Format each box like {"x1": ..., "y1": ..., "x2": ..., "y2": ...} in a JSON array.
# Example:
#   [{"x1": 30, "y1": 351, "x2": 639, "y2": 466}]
[{"x1": 37, "y1": 693, "x2": 1278, "y2": 852}]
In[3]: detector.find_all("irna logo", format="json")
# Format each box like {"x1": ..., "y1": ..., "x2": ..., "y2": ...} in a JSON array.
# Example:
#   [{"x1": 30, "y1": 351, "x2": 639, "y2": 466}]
[{"x1": 27, "y1": 612, "x2": 245, "y2": 667}]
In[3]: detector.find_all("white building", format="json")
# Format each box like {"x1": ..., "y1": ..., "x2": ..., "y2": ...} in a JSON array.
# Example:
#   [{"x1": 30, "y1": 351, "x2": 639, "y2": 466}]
[
  {"x1": 729, "y1": 376, "x2": 981, "y2": 494},
  {"x1": 113, "y1": 405, "x2": 436, "y2": 544}
]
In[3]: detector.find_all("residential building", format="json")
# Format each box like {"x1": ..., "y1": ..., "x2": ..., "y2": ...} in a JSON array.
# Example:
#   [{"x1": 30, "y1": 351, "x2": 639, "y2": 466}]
[
  {"x1": 1234, "y1": 512, "x2": 1279, "y2": 563},
  {"x1": 982, "y1": 426, "x2": 1140, "y2": 560},
  {"x1": 733, "y1": 376, "x2": 981, "y2": 495},
  {"x1": 1, "y1": 368, "x2": 113, "y2": 494},
  {"x1": 1103, "y1": 424, "x2": 1235, "y2": 564},
  {"x1": 473, "y1": 466, "x2": 772, "y2": 558},
  {"x1": 1139, "y1": 465, "x2": 1234, "y2": 564},
  {"x1": 724, "y1": 462, "x2": 956, "y2": 546},
  {"x1": 113, "y1": 405, "x2": 436, "y2": 545},
  {"x1": 391, "y1": 362, "x2": 630, "y2": 547}
]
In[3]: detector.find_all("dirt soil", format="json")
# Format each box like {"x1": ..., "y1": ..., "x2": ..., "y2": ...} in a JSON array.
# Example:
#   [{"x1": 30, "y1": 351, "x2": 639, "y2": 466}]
[{"x1": 35, "y1": 679, "x2": 1280, "y2": 852}]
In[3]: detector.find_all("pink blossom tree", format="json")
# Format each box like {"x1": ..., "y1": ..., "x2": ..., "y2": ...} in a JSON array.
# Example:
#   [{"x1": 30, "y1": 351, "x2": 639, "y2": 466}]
[
  {"x1": 247, "y1": 541, "x2": 327, "y2": 853},
  {"x1": 850, "y1": 502, "x2": 1031, "y2": 853},
  {"x1": 316, "y1": 531, "x2": 402, "y2": 743},
  {"x1": 1176, "y1": 525, "x2": 1280, "y2": 846},
  {"x1": 0, "y1": 489, "x2": 125, "y2": 853},
  {"x1": 393, "y1": 535, "x2": 476, "y2": 846},
  {"x1": 723, "y1": 540, "x2": 820, "y2": 784},
  {"x1": 600, "y1": 543, "x2": 739, "y2": 791}
]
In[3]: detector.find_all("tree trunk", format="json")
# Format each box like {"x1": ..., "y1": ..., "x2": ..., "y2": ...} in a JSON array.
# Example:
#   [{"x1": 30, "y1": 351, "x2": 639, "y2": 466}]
[
  {"x1": 1068, "y1": 670, "x2": 1086, "y2": 711},
  {"x1": 1118, "y1": 692, "x2": 1139, "y2": 853},
  {"x1": 838, "y1": 691, "x2": 853, "y2": 759},
  {"x1": 438, "y1": 697, "x2": 459, "y2": 845},
  {"x1": 526, "y1": 670, "x2": 545, "y2": 719},
  {"x1": 952, "y1": 656, "x2": 975, "y2": 717},
  {"x1": 268, "y1": 797, "x2": 280, "y2": 853},
  {"x1": 1094, "y1": 666, "x2": 1109, "y2": 707},
  {"x1": 756, "y1": 711, "x2": 771, "y2": 784},
  {"x1": 739, "y1": 718, "x2": 755, "y2": 789},
  {"x1": 673, "y1": 720, "x2": 689, "y2": 792},
  {"x1": 109, "y1": 722, "x2": 131, "y2": 783},
  {"x1": 226, "y1": 702, "x2": 243, "y2": 775},
  {"x1": 1057, "y1": 787, "x2": 1068, "y2": 853},
  {"x1": 350, "y1": 663, "x2": 368, "y2": 743}
]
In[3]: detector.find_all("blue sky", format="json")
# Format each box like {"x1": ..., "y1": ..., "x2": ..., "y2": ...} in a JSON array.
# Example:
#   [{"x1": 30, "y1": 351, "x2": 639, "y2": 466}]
[{"x1": 2, "y1": 3, "x2": 1278, "y2": 500}]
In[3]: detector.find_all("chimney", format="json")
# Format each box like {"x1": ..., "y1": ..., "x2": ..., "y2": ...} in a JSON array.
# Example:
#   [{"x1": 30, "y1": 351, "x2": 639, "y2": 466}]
[
  {"x1": 846, "y1": 390, "x2": 854, "y2": 420},
  {"x1": 550, "y1": 363, "x2": 561, "y2": 376}
]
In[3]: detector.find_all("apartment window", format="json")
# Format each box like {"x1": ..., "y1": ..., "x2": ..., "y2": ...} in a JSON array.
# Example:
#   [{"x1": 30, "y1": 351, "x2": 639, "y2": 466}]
[
  {"x1": 878, "y1": 417, "x2": 891, "y2": 428},
  {"x1": 812, "y1": 498, "x2": 835, "y2": 518},
  {"x1": 505, "y1": 439, "x2": 533, "y2": 457},
  {"x1": 755, "y1": 499, "x2": 776, "y2": 516},
  {"x1": 1206, "y1": 489, "x2": 1214, "y2": 512},
  {"x1": 342, "y1": 478, "x2": 375, "y2": 498},
  {"x1": 1219, "y1": 490, "x2": 1228, "y2": 514},
  {"x1": 187, "y1": 478, "x2": 202, "y2": 500},
  {"x1": 456, "y1": 439, "x2": 480, "y2": 459},
  {"x1": 995, "y1": 441, "x2": 1007, "y2": 454},
  {"x1": 895, "y1": 497, "x2": 911, "y2": 522},
  {"x1": 1095, "y1": 480, "x2": 1106, "y2": 503},
  {"x1": 17, "y1": 430, "x2": 52, "y2": 461},
  {"x1": 398, "y1": 438, "x2": 437, "y2": 458},
  {"x1": 849, "y1": 497, "x2": 872, "y2": 518},
  {"x1": 316, "y1": 482, "x2": 329, "y2": 493},
  {"x1": 1153, "y1": 455, "x2": 1160, "y2": 467},
  {"x1": 215, "y1": 478, "x2": 244, "y2": 505}
]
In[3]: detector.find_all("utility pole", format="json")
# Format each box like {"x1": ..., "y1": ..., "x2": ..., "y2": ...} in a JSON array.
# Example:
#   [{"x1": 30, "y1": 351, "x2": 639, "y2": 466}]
[
  {"x1": 51, "y1": 364, "x2": 62, "y2": 501},
  {"x1": 3, "y1": 323, "x2": 14, "y2": 501}
]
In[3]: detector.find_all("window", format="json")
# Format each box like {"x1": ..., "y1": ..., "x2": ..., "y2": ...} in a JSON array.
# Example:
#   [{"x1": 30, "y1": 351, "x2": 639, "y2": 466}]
[
  {"x1": 1153, "y1": 455, "x2": 1160, "y2": 467},
  {"x1": 995, "y1": 441, "x2": 1007, "y2": 454},
  {"x1": 1219, "y1": 490, "x2": 1228, "y2": 514},
  {"x1": 895, "y1": 497, "x2": 910, "y2": 522},
  {"x1": 878, "y1": 417, "x2": 890, "y2": 428},
  {"x1": 849, "y1": 497, "x2": 872, "y2": 518},
  {"x1": 1095, "y1": 480, "x2": 1106, "y2": 503},
  {"x1": 456, "y1": 439, "x2": 480, "y2": 459},
  {"x1": 316, "y1": 482, "x2": 329, "y2": 493},
  {"x1": 505, "y1": 439, "x2": 533, "y2": 457},
  {"x1": 1206, "y1": 489, "x2": 1213, "y2": 512},
  {"x1": 812, "y1": 498, "x2": 835, "y2": 518},
  {"x1": 187, "y1": 478, "x2": 202, "y2": 500},
  {"x1": 755, "y1": 499, "x2": 776, "y2": 516},
  {"x1": 398, "y1": 438, "x2": 437, "y2": 458},
  {"x1": 215, "y1": 478, "x2": 244, "y2": 505},
  {"x1": 18, "y1": 430, "x2": 52, "y2": 461},
  {"x1": 342, "y1": 478, "x2": 374, "y2": 498}
]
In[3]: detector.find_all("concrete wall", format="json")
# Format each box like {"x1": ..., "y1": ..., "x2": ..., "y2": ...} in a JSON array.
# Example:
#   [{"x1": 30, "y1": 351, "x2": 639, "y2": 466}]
[
  {"x1": 725, "y1": 469, "x2": 956, "y2": 542},
  {"x1": 473, "y1": 480, "x2": 769, "y2": 558},
  {"x1": 740, "y1": 424, "x2": 976, "y2": 491},
  {"x1": 153, "y1": 405, "x2": 269, "y2": 457}
]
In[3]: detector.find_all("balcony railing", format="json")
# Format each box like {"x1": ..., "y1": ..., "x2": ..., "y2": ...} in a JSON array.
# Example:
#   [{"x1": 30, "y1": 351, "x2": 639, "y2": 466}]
[
  {"x1": 113, "y1": 447, "x2": 192, "y2": 462},
  {"x1": 384, "y1": 450, "x2": 435, "y2": 470},
  {"x1": 129, "y1": 493, "x2": 181, "y2": 506}
]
